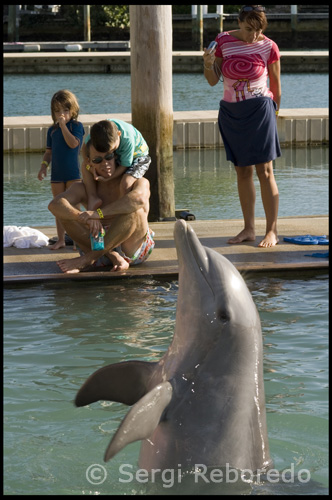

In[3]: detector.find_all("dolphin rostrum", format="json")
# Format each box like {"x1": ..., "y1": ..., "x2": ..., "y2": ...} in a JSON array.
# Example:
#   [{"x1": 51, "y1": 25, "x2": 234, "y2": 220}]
[{"x1": 75, "y1": 219, "x2": 272, "y2": 474}]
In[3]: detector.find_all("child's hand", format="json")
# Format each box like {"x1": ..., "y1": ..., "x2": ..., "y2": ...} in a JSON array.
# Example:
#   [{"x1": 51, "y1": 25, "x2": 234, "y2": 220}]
[
  {"x1": 57, "y1": 114, "x2": 66, "y2": 127},
  {"x1": 37, "y1": 165, "x2": 47, "y2": 181}
]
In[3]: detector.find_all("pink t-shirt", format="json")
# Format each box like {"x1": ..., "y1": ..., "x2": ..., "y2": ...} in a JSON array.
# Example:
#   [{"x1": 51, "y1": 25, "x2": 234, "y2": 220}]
[{"x1": 215, "y1": 31, "x2": 280, "y2": 103}]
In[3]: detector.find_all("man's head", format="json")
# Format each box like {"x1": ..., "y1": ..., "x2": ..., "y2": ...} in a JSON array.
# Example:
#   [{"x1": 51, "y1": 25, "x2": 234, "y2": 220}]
[
  {"x1": 90, "y1": 120, "x2": 121, "y2": 153},
  {"x1": 86, "y1": 141, "x2": 117, "y2": 179}
]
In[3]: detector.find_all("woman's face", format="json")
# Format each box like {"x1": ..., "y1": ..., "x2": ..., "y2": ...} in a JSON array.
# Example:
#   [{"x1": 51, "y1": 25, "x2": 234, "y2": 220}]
[{"x1": 238, "y1": 20, "x2": 262, "y2": 44}]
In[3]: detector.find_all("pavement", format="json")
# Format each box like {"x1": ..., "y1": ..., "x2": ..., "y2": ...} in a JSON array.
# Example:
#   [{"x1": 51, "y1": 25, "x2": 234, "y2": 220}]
[{"x1": 3, "y1": 217, "x2": 329, "y2": 285}]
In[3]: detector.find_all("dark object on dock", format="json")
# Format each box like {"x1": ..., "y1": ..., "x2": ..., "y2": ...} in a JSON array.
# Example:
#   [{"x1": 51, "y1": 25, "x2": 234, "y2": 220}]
[
  {"x1": 178, "y1": 211, "x2": 196, "y2": 221},
  {"x1": 48, "y1": 233, "x2": 74, "y2": 246}
]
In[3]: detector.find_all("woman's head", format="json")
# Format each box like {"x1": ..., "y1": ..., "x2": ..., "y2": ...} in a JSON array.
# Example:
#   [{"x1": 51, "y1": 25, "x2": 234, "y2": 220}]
[
  {"x1": 90, "y1": 120, "x2": 121, "y2": 153},
  {"x1": 51, "y1": 90, "x2": 80, "y2": 124},
  {"x1": 238, "y1": 5, "x2": 268, "y2": 33}
]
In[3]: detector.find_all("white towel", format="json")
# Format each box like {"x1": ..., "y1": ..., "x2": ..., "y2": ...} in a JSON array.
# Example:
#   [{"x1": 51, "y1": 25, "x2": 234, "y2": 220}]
[{"x1": 3, "y1": 226, "x2": 49, "y2": 248}]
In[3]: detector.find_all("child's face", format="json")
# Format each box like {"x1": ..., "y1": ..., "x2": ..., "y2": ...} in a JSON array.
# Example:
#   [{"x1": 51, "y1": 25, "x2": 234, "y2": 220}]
[
  {"x1": 53, "y1": 105, "x2": 72, "y2": 124},
  {"x1": 89, "y1": 145, "x2": 117, "y2": 179}
]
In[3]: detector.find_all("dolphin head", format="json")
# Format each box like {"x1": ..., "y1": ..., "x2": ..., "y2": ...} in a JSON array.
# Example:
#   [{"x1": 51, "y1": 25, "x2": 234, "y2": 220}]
[{"x1": 166, "y1": 220, "x2": 261, "y2": 373}]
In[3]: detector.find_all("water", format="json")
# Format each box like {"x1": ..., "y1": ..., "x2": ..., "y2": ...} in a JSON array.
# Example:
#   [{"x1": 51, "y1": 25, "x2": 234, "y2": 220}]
[
  {"x1": 3, "y1": 73, "x2": 328, "y2": 117},
  {"x1": 4, "y1": 275, "x2": 328, "y2": 494},
  {"x1": 3, "y1": 146, "x2": 329, "y2": 227}
]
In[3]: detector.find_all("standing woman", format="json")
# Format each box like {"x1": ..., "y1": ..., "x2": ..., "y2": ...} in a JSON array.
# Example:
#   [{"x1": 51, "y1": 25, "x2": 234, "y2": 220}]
[{"x1": 203, "y1": 5, "x2": 281, "y2": 247}]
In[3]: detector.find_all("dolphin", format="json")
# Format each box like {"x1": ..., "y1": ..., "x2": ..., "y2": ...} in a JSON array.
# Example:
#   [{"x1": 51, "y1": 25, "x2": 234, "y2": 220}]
[{"x1": 75, "y1": 219, "x2": 272, "y2": 474}]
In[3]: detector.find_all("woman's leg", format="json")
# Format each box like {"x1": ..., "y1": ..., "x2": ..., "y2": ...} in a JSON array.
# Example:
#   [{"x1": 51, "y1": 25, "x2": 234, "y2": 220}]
[
  {"x1": 228, "y1": 165, "x2": 256, "y2": 244},
  {"x1": 255, "y1": 161, "x2": 279, "y2": 247}
]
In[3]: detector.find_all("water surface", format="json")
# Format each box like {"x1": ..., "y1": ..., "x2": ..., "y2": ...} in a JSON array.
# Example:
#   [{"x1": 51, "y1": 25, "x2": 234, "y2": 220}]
[
  {"x1": 4, "y1": 275, "x2": 328, "y2": 494},
  {"x1": 3, "y1": 73, "x2": 328, "y2": 117}
]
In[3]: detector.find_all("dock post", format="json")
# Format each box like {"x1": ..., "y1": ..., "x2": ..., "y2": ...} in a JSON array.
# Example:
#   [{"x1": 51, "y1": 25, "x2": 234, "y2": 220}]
[
  {"x1": 83, "y1": 5, "x2": 91, "y2": 43},
  {"x1": 130, "y1": 5, "x2": 175, "y2": 221}
]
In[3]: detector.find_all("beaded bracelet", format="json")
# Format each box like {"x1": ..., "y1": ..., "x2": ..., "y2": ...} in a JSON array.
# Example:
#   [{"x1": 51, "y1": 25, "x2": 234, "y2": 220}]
[
  {"x1": 275, "y1": 110, "x2": 279, "y2": 116},
  {"x1": 41, "y1": 160, "x2": 49, "y2": 167},
  {"x1": 96, "y1": 208, "x2": 104, "y2": 219}
]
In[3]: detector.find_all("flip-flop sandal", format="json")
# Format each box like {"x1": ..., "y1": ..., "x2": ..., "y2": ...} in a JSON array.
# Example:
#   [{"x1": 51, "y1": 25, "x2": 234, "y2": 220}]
[{"x1": 284, "y1": 235, "x2": 329, "y2": 245}]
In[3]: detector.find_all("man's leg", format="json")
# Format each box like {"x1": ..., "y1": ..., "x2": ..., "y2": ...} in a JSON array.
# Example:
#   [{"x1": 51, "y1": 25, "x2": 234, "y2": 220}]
[{"x1": 56, "y1": 209, "x2": 148, "y2": 274}]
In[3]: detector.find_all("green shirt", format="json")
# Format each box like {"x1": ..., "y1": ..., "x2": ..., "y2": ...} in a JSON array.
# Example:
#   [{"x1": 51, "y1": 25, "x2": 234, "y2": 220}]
[{"x1": 85, "y1": 119, "x2": 149, "y2": 167}]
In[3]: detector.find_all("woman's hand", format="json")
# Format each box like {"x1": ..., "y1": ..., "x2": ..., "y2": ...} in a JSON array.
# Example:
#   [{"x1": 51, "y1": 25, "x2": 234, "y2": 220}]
[{"x1": 203, "y1": 46, "x2": 216, "y2": 70}]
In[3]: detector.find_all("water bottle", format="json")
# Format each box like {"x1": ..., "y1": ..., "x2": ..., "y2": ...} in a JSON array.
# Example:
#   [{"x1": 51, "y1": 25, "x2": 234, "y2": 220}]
[{"x1": 90, "y1": 229, "x2": 105, "y2": 250}]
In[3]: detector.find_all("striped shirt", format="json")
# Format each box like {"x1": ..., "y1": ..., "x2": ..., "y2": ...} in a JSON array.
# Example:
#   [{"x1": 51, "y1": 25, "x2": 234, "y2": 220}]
[{"x1": 215, "y1": 31, "x2": 280, "y2": 103}]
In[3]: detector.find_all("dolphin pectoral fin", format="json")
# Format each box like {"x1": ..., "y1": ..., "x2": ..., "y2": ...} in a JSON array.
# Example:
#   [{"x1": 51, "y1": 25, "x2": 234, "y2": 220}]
[
  {"x1": 75, "y1": 360, "x2": 158, "y2": 407},
  {"x1": 104, "y1": 381, "x2": 173, "y2": 462}
]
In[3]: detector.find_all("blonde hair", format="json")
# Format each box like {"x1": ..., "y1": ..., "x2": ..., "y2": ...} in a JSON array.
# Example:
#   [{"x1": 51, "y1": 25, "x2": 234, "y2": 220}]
[
  {"x1": 238, "y1": 5, "x2": 268, "y2": 32},
  {"x1": 50, "y1": 89, "x2": 80, "y2": 125}
]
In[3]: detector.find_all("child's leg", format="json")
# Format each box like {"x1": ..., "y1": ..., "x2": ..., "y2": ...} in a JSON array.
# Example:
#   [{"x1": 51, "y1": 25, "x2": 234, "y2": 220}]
[
  {"x1": 119, "y1": 173, "x2": 136, "y2": 197},
  {"x1": 65, "y1": 179, "x2": 83, "y2": 251},
  {"x1": 82, "y1": 164, "x2": 102, "y2": 210},
  {"x1": 50, "y1": 182, "x2": 67, "y2": 250}
]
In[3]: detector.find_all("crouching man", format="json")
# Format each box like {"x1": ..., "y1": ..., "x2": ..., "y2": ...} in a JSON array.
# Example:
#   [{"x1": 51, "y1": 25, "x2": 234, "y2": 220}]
[{"x1": 48, "y1": 139, "x2": 155, "y2": 273}]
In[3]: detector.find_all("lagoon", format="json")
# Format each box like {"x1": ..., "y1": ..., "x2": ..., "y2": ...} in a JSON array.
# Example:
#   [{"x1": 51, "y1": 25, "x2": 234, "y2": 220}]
[{"x1": 3, "y1": 73, "x2": 328, "y2": 117}]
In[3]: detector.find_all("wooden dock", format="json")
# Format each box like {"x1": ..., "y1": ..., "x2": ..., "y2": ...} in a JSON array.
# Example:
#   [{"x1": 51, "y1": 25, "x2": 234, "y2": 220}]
[{"x1": 3, "y1": 217, "x2": 329, "y2": 285}]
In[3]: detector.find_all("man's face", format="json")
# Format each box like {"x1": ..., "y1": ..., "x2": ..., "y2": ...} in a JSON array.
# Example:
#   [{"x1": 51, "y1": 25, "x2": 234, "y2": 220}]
[{"x1": 89, "y1": 145, "x2": 117, "y2": 179}]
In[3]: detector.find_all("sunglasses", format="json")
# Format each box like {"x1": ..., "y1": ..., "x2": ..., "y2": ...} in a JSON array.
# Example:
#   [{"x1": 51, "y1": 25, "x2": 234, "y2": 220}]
[
  {"x1": 241, "y1": 6, "x2": 265, "y2": 13},
  {"x1": 91, "y1": 152, "x2": 115, "y2": 164}
]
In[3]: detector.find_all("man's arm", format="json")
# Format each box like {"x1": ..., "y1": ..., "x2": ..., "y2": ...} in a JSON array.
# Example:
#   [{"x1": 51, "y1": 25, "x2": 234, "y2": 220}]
[{"x1": 48, "y1": 182, "x2": 87, "y2": 221}]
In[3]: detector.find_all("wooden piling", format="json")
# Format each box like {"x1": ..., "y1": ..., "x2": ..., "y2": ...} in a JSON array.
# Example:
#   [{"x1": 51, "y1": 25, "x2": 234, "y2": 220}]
[{"x1": 129, "y1": 5, "x2": 175, "y2": 221}]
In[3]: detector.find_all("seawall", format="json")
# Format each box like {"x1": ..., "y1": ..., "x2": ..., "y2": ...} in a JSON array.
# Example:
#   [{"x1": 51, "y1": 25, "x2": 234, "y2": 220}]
[{"x1": 3, "y1": 109, "x2": 329, "y2": 153}]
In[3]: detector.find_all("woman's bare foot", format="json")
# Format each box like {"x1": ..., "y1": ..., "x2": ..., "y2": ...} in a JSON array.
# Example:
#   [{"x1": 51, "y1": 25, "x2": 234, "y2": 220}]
[
  {"x1": 227, "y1": 229, "x2": 256, "y2": 244},
  {"x1": 108, "y1": 251, "x2": 130, "y2": 272},
  {"x1": 57, "y1": 254, "x2": 92, "y2": 273},
  {"x1": 258, "y1": 231, "x2": 279, "y2": 248},
  {"x1": 87, "y1": 195, "x2": 103, "y2": 211},
  {"x1": 49, "y1": 240, "x2": 66, "y2": 250}
]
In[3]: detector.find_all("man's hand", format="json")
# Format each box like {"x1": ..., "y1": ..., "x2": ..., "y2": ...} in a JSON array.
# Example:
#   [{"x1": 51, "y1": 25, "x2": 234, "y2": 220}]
[
  {"x1": 77, "y1": 210, "x2": 95, "y2": 223},
  {"x1": 76, "y1": 210, "x2": 103, "y2": 238},
  {"x1": 87, "y1": 218, "x2": 103, "y2": 239}
]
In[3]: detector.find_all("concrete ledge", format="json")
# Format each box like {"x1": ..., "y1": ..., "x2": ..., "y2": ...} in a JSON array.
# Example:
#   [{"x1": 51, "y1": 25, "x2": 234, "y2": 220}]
[
  {"x1": 3, "y1": 51, "x2": 329, "y2": 74},
  {"x1": 3, "y1": 109, "x2": 329, "y2": 152}
]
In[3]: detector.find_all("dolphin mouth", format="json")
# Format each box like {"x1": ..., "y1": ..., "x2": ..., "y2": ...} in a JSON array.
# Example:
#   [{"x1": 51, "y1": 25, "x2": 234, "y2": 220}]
[{"x1": 174, "y1": 219, "x2": 210, "y2": 278}]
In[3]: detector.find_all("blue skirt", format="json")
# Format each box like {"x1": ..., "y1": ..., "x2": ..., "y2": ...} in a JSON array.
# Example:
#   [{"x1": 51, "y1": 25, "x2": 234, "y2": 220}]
[{"x1": 218, "y1": 97, "x2": 281, "y2": 167}]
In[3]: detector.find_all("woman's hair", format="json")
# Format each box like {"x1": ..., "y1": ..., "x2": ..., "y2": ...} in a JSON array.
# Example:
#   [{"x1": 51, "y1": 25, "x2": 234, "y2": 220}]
[
  {"x1": 50, "y1": 89, "x2": 80, "y2": 124},
  {"x1": 90, "y1": 120, "x2": 119, "y2": 153},
  {"x1": 238, "y1": 5, "x2": 268, "y2": 32}
]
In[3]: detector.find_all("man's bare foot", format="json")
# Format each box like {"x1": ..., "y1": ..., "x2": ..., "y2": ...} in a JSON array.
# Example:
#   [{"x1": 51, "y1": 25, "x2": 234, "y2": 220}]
[
  {"x1": 57, "y1": 254, "x2": 92, "y2": 273},
  {"x1": 87, "y1": 195, "x2": 103, "y2": 211},
  {"x1": 49, "y1": 240, "x2": 66, "y2": 250},
  {"x1": 108, "y1": 251, "x2": 130, "y2": 272},
  {"x1": 227, "y1": 229, "x2": 256, "y2": 244},
  {"x1": 258, "y1": 231, "x2": 279, "y2": 248}
]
